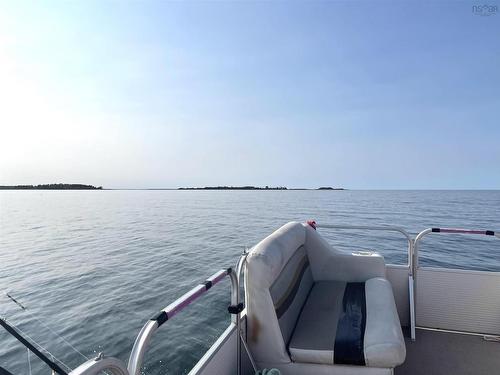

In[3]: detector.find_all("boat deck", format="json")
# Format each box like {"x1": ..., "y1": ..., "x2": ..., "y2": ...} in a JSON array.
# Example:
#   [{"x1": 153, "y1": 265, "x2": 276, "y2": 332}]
[{"x1": 396, "y1": 328, "x2": 500, "y2": 375}]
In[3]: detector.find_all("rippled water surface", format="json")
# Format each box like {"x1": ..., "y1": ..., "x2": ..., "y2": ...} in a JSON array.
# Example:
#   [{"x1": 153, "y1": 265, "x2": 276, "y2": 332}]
[{"x1": 1, "y1": 190, "x2": 499, "y2": 374}]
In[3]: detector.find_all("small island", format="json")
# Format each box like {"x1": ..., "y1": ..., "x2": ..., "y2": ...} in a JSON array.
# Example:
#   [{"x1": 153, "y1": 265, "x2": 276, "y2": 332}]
[
  {"x1": 0, "y1": 184, "x2": 103, "y2": 190},
  {"x1": 178, "y1": 186, "x2": 345, "y2": 191},
  {"x1": 178, "y1": 185, "x2": 288, "y2": 190}
]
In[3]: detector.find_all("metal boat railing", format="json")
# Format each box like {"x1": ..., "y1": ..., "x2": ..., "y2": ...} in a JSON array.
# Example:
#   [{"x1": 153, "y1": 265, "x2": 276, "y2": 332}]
[
  {"x1": 412, "y1": 227, "x2": 500, "y2": 337},
  {"x1": 2, "y1": 252, "x2": 254, "y2": 375},
  {"x1": 127, "y1": 250, "x2": 254, "y2": 375},
  {"x1": 315, "y1": 223, "x2": 414, "y2": 271},
  {"x1": 315, "y1": 224, "x2": 499, "y2": 341},
  {"x1": 414, "y1": 227, "x2": 500, "y2": 270}
]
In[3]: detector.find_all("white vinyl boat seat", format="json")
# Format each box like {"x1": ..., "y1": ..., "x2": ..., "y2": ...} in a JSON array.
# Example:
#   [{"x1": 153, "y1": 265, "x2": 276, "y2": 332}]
[
  {"x1": 245, "y1": 222, "x2": 406, "y2": 374},
  {"x1": 289, "y1": 278, "x2": 404, "y2": 367}
]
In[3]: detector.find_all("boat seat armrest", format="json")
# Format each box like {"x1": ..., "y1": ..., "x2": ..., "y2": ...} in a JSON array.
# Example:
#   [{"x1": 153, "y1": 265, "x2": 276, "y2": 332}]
[
  {"x1": 313, "y1": 251, "x2": 386, "y2": 282},
  {"x1": 304, "y1": 225, "x2": 386, "y2": 282}
]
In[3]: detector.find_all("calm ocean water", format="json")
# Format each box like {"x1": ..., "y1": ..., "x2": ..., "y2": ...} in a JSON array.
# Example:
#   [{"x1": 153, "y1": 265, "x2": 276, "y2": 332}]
[{"x1": 1, "y1": 190, "x2": 499, "y2": 374}]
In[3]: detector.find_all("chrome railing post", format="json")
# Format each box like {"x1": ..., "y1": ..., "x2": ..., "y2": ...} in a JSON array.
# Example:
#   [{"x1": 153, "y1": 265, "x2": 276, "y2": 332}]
[
  {"x1": 413, "y1": 228, "x2": 432, "y2": 273},
  {"x1": 127, "y1": 321, "x2": 158, "y2": 375},
  {"x1": 408, "y1": 237, "x2": 417, "y2": 341},
  {"x1": 230, "y1": 249, "x2": 257, "y2": 375},
  {"x1": 228, "y1": 260, "x2": 241, "y2": 375}
]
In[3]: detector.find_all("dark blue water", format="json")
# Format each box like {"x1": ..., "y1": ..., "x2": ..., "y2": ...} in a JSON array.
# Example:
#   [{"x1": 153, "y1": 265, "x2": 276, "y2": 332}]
[{"x1": 1, "y1": 190, "x2": 499, "y2": 374}]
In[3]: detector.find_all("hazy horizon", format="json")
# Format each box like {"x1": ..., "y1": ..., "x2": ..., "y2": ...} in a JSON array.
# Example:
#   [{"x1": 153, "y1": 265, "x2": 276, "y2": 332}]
[
  {"x1": 1, "y1": 2, "x2": 499, "y2": 189},
  {"x1": 1, "y1": 184, "x2": 499, "y2": 191}
]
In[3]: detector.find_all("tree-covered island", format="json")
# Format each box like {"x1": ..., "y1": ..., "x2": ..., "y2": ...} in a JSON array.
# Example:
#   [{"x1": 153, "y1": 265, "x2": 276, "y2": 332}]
[{"x1": 0, "y1": 184, "x2": 103, "y2": 190}]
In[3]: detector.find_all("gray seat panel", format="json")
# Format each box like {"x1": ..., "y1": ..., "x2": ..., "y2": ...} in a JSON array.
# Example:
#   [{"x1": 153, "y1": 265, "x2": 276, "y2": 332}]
[
  {"x1": 270, "y1": 245, "x2": 314, "y2": 345},
  {"x1": 289, "y1": 281, "x2": 346, "y2": 365},
  {"x1": 289, "y1": 278, "x2": 405, "y2": 368}
]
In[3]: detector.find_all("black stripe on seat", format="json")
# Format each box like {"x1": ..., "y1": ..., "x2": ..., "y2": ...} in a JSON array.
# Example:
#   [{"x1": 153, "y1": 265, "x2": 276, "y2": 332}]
[
  {"x1": 274, "y1": 257, "x2": 310, "y2": 319},
  {"x1": 334, "y1": 282, "x2": 366, "y2": 366}
]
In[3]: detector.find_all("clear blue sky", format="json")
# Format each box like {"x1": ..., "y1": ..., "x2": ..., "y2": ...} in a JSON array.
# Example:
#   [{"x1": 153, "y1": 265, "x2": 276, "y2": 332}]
[{"x1": 0, "y1": 1, "x2": 499, "y2": 189}]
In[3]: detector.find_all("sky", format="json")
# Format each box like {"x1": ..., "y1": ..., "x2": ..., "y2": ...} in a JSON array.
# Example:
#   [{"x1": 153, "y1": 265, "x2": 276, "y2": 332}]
[{"x1": 0, "y1": 1, "x2": 499, "y2": 189}]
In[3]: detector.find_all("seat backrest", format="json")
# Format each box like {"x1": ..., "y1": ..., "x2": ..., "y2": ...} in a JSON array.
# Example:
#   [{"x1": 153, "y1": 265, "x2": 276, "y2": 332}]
[{"x1": 245, "y1": 222, "x2": 313, "y2": 364}]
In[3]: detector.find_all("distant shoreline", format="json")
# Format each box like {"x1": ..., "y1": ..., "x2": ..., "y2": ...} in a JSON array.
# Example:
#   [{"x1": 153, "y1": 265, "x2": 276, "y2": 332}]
[
  {"x1": 0, "y1": 184, "x2": 346, "y2": 191},
  {"x1": 179, "y1": 186, "x2": 286, "y2": 190},
  {"x1": 177, "y1": 186, "x2": 345, "y2": 191},
  {"x1": 0, "y1": 184, "x2": 102, "y2": 190}
]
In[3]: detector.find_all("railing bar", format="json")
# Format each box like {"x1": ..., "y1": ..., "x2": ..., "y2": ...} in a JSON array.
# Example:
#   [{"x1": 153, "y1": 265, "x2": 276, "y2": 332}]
[
  {"x1": 207, "y1": 269, "x2": 229, "y2": 285},
  {"x1": 431, "y1": 227, "x2": 497, "y2": 236},
  {"x1": 316, "y1": 224, "x2": 412, "y2": 241},
  {"x1": 315, "y1": 223, "x2": 414, "y2": 269},
  {"x1": 165, "y1": 286, "x2": 207, "y2": 320},
  {"x1": 160, "y1": 269, "x2": 230, "y2": 320},
  {"x1": 127, "y1": 268, "x2": 233, "y2": 375},
  {"x1": 416, "y1": 326, "x2": 500, "y2": 338},
  {"x1": 414, "y1": 227, "x2": 500, "y2": 270},
  {"x1": 409, "y1": 275, "x2": 416, "y2": 341}
]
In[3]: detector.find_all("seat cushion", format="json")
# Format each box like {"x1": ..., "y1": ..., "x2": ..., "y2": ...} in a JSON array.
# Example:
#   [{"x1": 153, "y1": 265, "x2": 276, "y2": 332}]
[
  {"x1": 289, "y1": 281, "x2": 346, "y2": 365},
  {"x1": 288, "y1": 278, "x2": 405, "y2": 368},
  {"x1": 364, "y1": 277, "x2": 406, "y2": 367}
]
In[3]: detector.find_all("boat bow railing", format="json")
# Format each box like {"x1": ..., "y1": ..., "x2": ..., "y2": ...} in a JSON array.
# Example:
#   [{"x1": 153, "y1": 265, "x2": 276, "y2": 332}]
[
  {"x1": 412, "y1": 227, "x2": 499, "y2": 335},
  {"x1": 315, "y1": 223, "x2": 499, "y2": 342},
  {"x1": 315, "y1": 224, "x2": 415, "y2": 272},
  {"x1": 127, "y1": 268, "x2": 233, "y2": 375},
  {"x1": 127, "y1": 250, "x2": 252, "y2": 375},
  {"x1": 414, "y1": 227, "x2": 500, "y2": 270}
]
